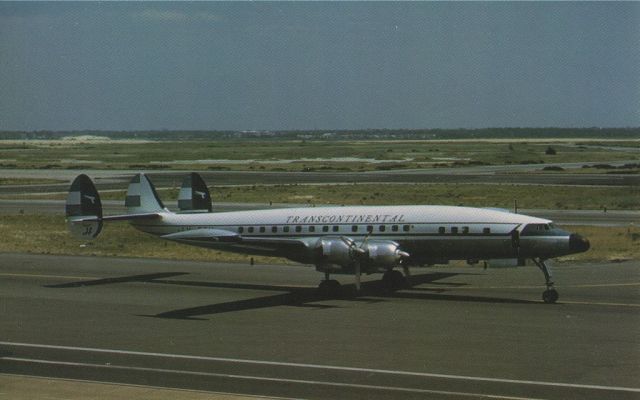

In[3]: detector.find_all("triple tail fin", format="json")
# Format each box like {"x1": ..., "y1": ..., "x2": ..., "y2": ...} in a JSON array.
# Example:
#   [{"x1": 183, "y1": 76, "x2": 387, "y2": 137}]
[
  {"x1": 178, "y1": 172, "x2": 212, "y2": 213},
  {"x1": 65, "y1": 174, "x2": 104, "y2": 239},
  {"x1": 125, "y1": 173, "x2": 167, "y2": 214},
  {"x1": 66, "y1": 173, "x2": 164, "y2": 240}
]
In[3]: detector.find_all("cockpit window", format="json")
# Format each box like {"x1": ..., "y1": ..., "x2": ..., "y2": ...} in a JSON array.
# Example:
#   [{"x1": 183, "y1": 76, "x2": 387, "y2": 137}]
[{"x1": 521, "y1": 223, "x2": 565, "y2": 236}]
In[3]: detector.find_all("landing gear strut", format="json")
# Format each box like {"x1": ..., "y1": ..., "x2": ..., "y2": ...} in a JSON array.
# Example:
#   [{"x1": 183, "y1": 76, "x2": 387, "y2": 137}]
[
  {"x1": 382, "y1": 269, "x2": 408, "y2": 292},
  {"x1": 317, "y1": 271, "x2": 342, "y2": 297},
  {"x1": 532, "y1": 258, "x2": 559, "y2": 304}
]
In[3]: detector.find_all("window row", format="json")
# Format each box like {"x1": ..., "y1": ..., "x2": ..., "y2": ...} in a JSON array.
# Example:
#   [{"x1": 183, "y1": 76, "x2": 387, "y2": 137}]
[
  {"x1": 237, "y1": 224, "x2": 412, "y2": 234},
  {"x1": 437, "y1": 226, "x2": 492, "y2": 235}
]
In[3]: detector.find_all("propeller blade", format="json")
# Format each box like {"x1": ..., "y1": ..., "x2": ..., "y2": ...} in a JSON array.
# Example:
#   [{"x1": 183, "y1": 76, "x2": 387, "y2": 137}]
[{"x1": 354, "y1": 261, "x2": 361, "y2": 292}]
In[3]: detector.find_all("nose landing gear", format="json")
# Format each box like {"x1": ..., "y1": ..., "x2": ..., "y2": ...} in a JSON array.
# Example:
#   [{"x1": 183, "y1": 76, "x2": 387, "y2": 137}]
[{"x1": 532, "y1": 258, "x2": 558, "y2": 304}]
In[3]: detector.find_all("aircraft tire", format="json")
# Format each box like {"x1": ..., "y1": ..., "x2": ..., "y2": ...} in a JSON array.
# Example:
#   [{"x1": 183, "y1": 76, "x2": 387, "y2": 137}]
[
  {"x1": 542, "y1": 289, "x2": 559, "y2": 304},
  {"x1": 318, "y1": 279, "x2": 342, "y2": 298},
  {"x1": 382, "y1": 269, "x2": 407, "y2": 292}
]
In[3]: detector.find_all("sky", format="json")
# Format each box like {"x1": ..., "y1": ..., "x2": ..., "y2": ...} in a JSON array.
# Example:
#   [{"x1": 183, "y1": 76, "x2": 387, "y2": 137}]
[{"x1": 0, "y1": 2, "x2": 638, "y2": 131}]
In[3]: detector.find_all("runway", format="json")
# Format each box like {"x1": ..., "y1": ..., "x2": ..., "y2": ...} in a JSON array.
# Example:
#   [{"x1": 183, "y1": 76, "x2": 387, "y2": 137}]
[
  {"x1": 1, "y1": 253, "x2": 638, "y2": 399},
  {"x1": 0, "y1": 160, "x2": 638, "y2": 197}
]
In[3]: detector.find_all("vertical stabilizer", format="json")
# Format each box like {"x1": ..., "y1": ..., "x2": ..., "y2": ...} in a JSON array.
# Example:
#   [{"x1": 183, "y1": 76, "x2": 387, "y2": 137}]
[
  {"x1": 65, "y1": 174, "x2": 103, "y2": 239},
  {"x1": 178, "y1": 172, "x2": 212, "y2": 212},
  {"x1": 125, "y1": 173, "x2": 166, "y2": 214}
]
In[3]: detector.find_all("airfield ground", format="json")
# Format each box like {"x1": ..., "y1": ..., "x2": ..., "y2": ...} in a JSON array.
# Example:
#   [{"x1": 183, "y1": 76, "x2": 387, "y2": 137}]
[
  {"x1": 0, "y1": 253, "x2": 638, "y2": 400},
  {"x1": 0, "y1": 137, "x2": 638, "y2": 399}
]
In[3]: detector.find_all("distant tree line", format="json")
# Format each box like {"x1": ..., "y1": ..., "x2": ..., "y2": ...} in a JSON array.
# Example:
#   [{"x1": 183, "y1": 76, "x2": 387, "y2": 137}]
[{"x1": 0, "y1": 127, "x2": 638, "y2": 141}]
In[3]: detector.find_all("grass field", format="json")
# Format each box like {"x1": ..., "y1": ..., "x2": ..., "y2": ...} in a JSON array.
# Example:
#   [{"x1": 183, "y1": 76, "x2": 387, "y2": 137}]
[
  {"x1": 1, "y1": 137, "x2": 637, "y2": 264},
  {"x1": 79, "y1": 183, "x2": 638, "y2": 211},
  {"x1": 6, "y1": 182, "x2": 639, "y2": 210},
  {"x1": 1, "y1": 139, "x2": 638, "y2": 172},
  {"x1": 0, "y1": 214, "x2": 637, "y2": 264}
]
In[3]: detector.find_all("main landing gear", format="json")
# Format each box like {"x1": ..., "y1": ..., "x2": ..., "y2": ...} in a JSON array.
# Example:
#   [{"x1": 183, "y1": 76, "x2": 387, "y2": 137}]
[
  {"x1": 317, "y1": 268, "x2": 410, "y2": 297},
  {"x1": 382, "y1": 269, "x2": 408, "y2": 292},
  {"x1": 532, "y1": 258, "x2": 559, "y2": 304},
  {"x1": 317, "y1": 272, "x2": 342, "y2": 297}
]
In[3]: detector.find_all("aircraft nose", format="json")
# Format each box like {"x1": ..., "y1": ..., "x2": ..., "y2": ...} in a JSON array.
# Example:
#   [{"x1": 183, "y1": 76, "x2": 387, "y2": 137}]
[{"x1": 569, "y1": 233, "x2": 590, "y2": 253}]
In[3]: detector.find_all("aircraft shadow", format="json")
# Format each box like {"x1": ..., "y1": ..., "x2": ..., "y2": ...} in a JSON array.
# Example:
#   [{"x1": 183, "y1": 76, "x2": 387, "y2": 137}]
[
  {"x1": 44, "y1": 272, "x2": 190, "y2": 288},
  {"x1": 46, "y1": 270, "x2": 539, "y2": 319}
]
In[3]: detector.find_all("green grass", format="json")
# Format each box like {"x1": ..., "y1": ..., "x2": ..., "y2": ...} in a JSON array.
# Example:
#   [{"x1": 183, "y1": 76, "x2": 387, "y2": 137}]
[
  {"x1": 0, "y1": 214, "x2": 290, "y2": 264},
  {"x1": 0, "y1": 139, "x2": 637, "y2": 172},
  {"x1": 0, "y1": 215, "x2": 636, "y2": 263},
  {"x1": 6, "y1": 182, "x2": 640, "y2": 210},
  {"x1": 0, "y1": 178, "x2": 65, "y2": 185},
  {"x1": 102, "y1": 183, "x2": 637, "y2": 211}
]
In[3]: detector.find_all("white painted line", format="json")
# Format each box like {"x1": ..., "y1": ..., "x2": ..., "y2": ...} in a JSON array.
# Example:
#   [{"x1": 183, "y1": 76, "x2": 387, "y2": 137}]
[
  {"x1": 434, "y1": 282, "x2": 640, "y2": 290},
  {"x1": 559, "y1": 301, "x2": 640, "y2": 308},
  {"x1": 0, "y1": 273, "x2": 97, "y2": 280},
  {"x1": 2, "y1": 357, "x2": 544, "y2": 400},
  {"x1": 1, "y1": 341, "x2": 638, "y2": 393}
]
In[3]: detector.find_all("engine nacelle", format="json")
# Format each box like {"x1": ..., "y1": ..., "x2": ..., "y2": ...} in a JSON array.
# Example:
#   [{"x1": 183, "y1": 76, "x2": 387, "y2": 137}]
[
  {"x1": 315, "y1": 238, "x2": 409, "y2": 272},
  {"x1": 317, "y1": 238, "x2": 354, "y2": 267},
  {"x1": 363, "y1": 240, "x2": 408, "y2": 268}
]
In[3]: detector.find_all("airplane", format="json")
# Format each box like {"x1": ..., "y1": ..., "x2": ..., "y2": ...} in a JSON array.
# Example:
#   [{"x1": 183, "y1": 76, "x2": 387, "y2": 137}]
[{"x1": 65, "y1": 172, "x2": 590, "y2": 303}]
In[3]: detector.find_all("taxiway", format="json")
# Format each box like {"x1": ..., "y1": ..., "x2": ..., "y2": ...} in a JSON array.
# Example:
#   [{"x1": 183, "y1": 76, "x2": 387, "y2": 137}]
[{"x1": 1, "y1": 253, "x2": 638, "y2": 399}]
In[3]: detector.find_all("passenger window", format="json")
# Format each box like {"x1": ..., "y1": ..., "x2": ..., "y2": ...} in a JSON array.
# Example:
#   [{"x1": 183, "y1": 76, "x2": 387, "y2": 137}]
[
  {"x1": 272, "y1": 226, "x2": 278, "y2": 233},
  {"x1": 403, "y1": 225, "x2": 410, "y2": 232},
  {"x1": 248, "y1": 227, "x2": 254, "y2": 233},
  {"x1": 451, "y1": 227, "x2": 458, "y2": 234},
  {"x1": 379, "y1": 225, "x2": 386, "y2": 232},
  {"x1": 259, "y1": 226, "x2": 265, "y2": 233},
  {"x1": 352, "y1": 225, "x2": 358, "y2": 232},
  {"x1": 438, "y1": 227, "x2": 445, "y2": 234},
  {"x1": 238, "y1": 227, "x2": 244, "y2": 233},
  {"x1": 367, "y1": 225, "x2": 373, "y2": 233},
  {"x1": 283, "y1": 226, "x2": 290, "y2": 232},
  {"x1": 483, "y1": 227, "x2": 491, "y2": 234},
  {"x1": 309, "y1": 226, "x2": 315, "y2": 232},
  {"x1": 462, "y1": 226, "x2": 469, "y2": 234},
  {"x1": 332, "y1": 226, "x2": 339, "y2": 232},
  {"x1": 295, "y1": 226, "x2": 302, "y2": 233},
  {"x1": 322, "y1": 226, "x2": 329, "y2": 232},
  {"x1": 392, "y1": 225, "x2": 398, "y2": 232}
]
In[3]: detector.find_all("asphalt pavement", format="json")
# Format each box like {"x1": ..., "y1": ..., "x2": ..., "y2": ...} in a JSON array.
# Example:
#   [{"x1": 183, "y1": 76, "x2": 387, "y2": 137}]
[{"x1": 1, "y1": 253, "x2": 638, "y2": 399}]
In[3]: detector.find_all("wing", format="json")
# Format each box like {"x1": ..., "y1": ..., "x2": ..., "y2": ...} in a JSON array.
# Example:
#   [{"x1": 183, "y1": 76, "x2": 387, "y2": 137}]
[{"x1": 161, "y1": 228, "x2": 314, "y2": 258}]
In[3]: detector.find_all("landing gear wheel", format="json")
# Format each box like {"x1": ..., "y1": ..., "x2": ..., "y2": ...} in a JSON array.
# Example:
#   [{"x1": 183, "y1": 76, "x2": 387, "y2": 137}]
[
  {"x1": 542, "y1": 289, "x2": 559, "y2": 304},
  {"x1": 382, "y1": 270, "x2": 407, "y2": 292},
  {"x1": 318, "y1": 279, "x2": 342, "y2": 298}
]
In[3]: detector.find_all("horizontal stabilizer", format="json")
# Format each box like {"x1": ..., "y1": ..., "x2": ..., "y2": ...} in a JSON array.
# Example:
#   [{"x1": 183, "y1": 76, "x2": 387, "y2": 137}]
[{"x1": 68, "y1": 213, "x2": 161, "y2": 223}]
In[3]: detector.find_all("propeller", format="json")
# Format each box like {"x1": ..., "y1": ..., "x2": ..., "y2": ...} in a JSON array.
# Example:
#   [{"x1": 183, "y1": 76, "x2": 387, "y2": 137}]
[
  {"x1": 511, "y1": 227, "x2": 521, "y2": 258},
  {"x1": 340, "y1": 232, "x2": 372, "y2": 292}
]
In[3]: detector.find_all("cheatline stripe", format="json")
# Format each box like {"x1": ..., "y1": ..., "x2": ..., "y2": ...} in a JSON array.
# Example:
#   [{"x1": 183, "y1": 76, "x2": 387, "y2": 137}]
[{"x1": 0, "y1": 341, "x2": 638, "y2": 393}]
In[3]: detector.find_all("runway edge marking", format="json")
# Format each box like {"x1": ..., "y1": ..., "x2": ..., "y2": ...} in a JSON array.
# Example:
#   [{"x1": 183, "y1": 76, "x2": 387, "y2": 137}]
[
  {"x1": 1, "y1": 341, "x2": 638, "y2": 394},
  {"x1": 1, "y1": 357, "x2": 547, "y2": 400}
]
